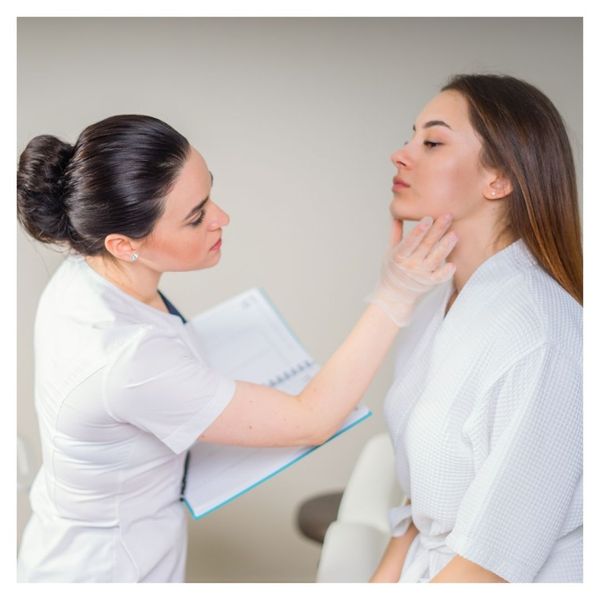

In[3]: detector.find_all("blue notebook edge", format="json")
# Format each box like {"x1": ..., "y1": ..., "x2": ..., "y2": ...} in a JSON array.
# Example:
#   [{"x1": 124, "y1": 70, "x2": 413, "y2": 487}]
[{"x1": 184, "y1": 408, "x2": 373, "y2": 521}]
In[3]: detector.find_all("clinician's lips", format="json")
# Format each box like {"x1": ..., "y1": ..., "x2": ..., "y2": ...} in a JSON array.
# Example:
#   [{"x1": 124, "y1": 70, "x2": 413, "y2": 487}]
[{"x1": 209, "y1": 238, "x2": 222, "y2": 252}]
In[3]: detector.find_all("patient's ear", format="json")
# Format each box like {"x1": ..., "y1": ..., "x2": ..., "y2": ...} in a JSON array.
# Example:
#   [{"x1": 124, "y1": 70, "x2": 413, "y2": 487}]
[{"x1": 483, "y1": 174, "x2": 512, "y2": 201}]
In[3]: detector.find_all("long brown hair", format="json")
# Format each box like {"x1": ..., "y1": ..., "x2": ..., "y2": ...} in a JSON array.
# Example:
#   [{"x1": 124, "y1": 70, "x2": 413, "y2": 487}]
[{"x1": 442, "y1": 74, "x2": 582, "y2": 305}]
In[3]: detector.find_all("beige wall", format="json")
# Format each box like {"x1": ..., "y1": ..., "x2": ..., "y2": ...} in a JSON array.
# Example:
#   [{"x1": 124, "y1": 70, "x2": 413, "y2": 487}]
[{"x1": 17, "y1": 17, "x2": 582, "y2": 582}]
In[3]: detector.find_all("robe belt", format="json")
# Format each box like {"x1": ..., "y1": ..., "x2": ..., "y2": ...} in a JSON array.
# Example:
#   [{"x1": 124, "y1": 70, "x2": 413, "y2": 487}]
[{"x1": 388, "y1": 502, "x2": 454, "y2": 582}]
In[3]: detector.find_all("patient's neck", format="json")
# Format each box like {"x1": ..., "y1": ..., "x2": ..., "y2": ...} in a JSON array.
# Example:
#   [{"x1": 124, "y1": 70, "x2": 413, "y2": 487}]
[{"x1": 447, "y1": 214, "x2": 515, "y2": 297}]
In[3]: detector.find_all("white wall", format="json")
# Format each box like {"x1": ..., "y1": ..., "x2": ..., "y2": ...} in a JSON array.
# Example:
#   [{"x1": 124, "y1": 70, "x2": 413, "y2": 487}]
[{"x1": 17, "y1": 17, "x2": 582, "y2": 582}]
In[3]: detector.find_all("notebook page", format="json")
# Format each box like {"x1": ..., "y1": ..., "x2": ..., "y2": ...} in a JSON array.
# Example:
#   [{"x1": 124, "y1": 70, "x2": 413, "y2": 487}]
[{"x1": 186, "y1": 288, "x2": 314, "y2": 386}]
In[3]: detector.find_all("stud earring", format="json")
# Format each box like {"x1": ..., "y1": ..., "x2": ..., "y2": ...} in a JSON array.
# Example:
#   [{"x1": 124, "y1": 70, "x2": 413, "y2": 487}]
[
  {"x1": 130, "y1": 253, "x2": 139, "y2": 263},
  {"x1": 491, "y1": 191, "x2": 496, "y2": 197}
]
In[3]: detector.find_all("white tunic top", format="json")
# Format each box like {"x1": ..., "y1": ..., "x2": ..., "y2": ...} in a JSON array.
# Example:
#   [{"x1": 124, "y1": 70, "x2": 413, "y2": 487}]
[
  {"x1": 17, "y1": 256, "x2": 236, "y2": 582},
  {"x1": 384, "y1": 240, "x2": 582, "y2": 583}
]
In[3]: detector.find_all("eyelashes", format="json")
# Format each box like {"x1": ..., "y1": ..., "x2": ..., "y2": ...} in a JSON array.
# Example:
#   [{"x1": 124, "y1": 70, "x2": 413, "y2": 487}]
[
  {"x1": 402, "y1": 139, "x2": 442, "y2": 149},
  {"x1": 189, "y1": 211, "x2": 206, "y2": 227}
]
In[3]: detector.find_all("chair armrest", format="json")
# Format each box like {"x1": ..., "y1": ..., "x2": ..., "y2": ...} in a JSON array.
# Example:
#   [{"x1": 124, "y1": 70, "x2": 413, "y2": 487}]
[
  {"x1": 316, "y1": 520, "x2": 390, "y2": 582},
  {"x1": 337, "y1": 432, "x2": 405, "y2": 533}
]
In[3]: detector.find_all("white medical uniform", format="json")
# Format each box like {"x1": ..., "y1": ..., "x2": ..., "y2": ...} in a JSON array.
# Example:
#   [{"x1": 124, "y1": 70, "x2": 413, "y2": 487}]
[
  {"x1": 17, "y1": 255, "x2": 236, "y2": 582},
  {"x1": 384, "y1": 240, "x2": 582, "y2": 583}
]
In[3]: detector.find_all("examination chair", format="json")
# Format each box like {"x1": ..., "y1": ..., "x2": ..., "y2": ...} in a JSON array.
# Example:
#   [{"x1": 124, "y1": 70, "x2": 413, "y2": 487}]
[{"x1": 315, "y1": 433, "x2": 406, "y2": 582}]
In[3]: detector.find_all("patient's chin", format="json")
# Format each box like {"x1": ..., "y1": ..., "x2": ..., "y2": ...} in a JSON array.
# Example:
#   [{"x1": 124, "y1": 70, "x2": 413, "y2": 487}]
[{"x1": 389, "y1": 199, "x2": 424, "y2": 222}]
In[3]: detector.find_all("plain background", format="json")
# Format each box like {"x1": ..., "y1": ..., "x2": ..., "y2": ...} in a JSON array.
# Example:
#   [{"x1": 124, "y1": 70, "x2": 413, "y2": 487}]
[{"x1": 17, "y1": 17, "x2": 582, "y2": 583}]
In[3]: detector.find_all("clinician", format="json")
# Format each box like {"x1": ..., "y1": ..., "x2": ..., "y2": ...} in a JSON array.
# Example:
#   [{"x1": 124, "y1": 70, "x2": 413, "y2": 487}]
[{"x1": 16, "y1": 115, "x2": 458, "y2": 582}]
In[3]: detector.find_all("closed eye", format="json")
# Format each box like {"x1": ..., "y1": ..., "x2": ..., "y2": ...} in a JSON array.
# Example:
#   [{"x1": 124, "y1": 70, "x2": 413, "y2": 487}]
[
  {"x1": 424, "y1": 141, "x2": 442, "y2": 148},
  {"x1": 189, "y1": 211, "x2": 206, "y2": 227}
]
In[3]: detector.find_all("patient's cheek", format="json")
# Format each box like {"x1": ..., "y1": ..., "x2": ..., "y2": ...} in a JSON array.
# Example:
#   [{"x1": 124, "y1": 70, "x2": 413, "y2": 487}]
[{"x1": 426, "y1": 164, "x2": 478, "y2": 217}]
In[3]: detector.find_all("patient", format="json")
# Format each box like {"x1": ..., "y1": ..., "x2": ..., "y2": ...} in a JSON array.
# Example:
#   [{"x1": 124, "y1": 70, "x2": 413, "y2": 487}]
[{"x1": 370, "y1": 74, "x2": 582, "y2": 583}]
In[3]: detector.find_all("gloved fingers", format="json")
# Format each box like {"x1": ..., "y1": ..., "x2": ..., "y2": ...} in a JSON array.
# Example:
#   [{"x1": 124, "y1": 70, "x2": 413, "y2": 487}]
[
  {"x1": 430, "y1": 261, "x2": 456, "y2": 283},
  {"x1": 422, "y1": 231, "x2": 458, "y2": 272},
  {"x1": 393, "y1": 216, "x2": 433, "y2": 258},
  {"x1": 406, "y1": 213, "x2": 453, "y2": 262}
]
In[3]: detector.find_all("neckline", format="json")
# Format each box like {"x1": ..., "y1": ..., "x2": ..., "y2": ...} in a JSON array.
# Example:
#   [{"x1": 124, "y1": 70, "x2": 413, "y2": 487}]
[
  {"x1": 76, "y1": 255, "x2": 183, "y2": 324},
  {"x1": 158, "y1": 290, "x2": 187, "y2": 323},
  {"x1": 442, "y1": 238, "x2": 536, "y2": 323}
]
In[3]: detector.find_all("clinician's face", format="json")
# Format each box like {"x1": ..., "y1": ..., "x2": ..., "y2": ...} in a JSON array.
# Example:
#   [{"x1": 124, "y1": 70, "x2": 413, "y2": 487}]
[
  {"x1": 389, "y1": 90, "x2": 492, "y2": 223},
  {"x1": 138, "y1": 147, "x2": 230, "y2": 272}
]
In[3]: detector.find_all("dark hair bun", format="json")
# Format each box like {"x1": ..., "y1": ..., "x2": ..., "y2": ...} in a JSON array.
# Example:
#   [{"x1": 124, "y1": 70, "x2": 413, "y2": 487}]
[
  {"x1": 17, "y1": 134, "x2": 75, "y2": 246},
  {"x1": 17, "y1": 115, "x2": 189, "y2": 255}
]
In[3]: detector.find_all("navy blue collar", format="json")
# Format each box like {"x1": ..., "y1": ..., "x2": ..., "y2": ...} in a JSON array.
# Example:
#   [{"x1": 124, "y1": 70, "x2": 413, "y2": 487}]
[{"x1": 158, "y1": 290, "x2": 186, "y2": 323}]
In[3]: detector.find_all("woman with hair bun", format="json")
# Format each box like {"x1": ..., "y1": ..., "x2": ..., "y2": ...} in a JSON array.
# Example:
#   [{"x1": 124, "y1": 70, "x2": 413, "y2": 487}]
[
  {"x1": 369, "y1": 74, "x2": 582, "y2": 583},
  {"x1": 16, "y1": 115, "x2": 457, "y2": 582}
]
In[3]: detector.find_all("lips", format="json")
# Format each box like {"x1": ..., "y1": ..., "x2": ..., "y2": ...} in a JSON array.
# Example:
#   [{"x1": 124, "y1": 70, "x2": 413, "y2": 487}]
[
  {"x1": 210, "y1": 238, "x2": 222, "y2": 251},
  {"x1": 393, "y1": 176, "x2": 410, "y2": 188}
]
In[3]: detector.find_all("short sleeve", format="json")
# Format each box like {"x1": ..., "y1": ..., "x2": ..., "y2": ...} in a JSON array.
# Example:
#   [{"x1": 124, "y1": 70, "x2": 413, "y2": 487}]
[
  {"x1": 445, "y1": 344, "x2": 582, "y2": 582},
  {"x1": 103, "y1": 328, "x2": 236, "y2": 454}
]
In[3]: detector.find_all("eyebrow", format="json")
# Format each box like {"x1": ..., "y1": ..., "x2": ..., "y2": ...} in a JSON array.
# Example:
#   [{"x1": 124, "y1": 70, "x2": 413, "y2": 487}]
[
  {"x1": 412, "y1": 120, "x2": 452, "y2": 131},
  {"x1": 183, "y1": 171, "x2": 214, "y2": 222}
]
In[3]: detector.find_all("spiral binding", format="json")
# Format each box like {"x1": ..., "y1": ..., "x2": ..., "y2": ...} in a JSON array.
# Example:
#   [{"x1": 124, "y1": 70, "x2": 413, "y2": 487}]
[{"x1": 265, "y1": 359, "x2": 313, "y2": 388}]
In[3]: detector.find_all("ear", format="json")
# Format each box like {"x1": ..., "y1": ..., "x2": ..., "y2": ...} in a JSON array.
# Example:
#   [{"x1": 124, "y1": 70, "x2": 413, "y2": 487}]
[
  {"x1": 104, "y1": 234, "x2": 138, "y2": 262},
  {"x1": 483, "y1": 173, "x2": 512, "y2": 201}
]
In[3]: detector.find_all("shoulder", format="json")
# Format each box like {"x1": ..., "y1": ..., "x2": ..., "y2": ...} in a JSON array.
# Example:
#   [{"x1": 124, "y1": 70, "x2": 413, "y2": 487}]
[
  {"x1": 37, "y1": 256, "x2": 192, "y2": 370},
  {"x1": 101, "y1": 320, "x2": 234, "y2": 439},
  {"x1": 455, "y1": 240, "x2": 581, "y2": 353},
  {"x1": 38, "y1": 255, "x2": 118, "y2": 325},
  {"x1": 106, "y1": 324, "x2": 197, "y2": 380},
  {"x1": 452, "y1": 239, "x2": 581, "y2": 365},
  {"x1": 441, "y1": 248, "x2": 581, "y2": 393},
  {"x1": 488, "y1": 263, "x2": 581, "y2": 362},
  {"x1": 478, "y1": 290, "x2": 582, "y2": 426}
]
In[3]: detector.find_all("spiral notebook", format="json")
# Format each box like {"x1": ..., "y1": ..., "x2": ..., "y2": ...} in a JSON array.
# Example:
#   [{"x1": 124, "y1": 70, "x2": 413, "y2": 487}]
[{"x1": 181, "y1": 287, "x2": 371, "y2": 520}]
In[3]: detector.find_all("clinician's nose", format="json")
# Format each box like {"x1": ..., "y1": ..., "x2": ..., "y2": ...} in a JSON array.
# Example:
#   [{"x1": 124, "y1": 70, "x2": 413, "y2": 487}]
[{"x1": 207, "y1": 202, "x2": 230, "y2": 231}]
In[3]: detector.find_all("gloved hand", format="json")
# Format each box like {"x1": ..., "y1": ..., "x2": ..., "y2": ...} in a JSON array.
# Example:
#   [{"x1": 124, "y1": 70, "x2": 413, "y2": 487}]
[{"x1": 366, "y1": 214, "x2": 457, "y2": 326}]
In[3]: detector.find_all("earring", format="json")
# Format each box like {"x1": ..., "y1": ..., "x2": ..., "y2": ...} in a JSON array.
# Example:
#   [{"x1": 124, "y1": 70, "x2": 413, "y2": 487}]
[
  {"x1": 491, "y1": 191, "x2": 496, "y2": 197},
  {"x1": 130, "y1": 253, "x2": 139, "y2": 263}
]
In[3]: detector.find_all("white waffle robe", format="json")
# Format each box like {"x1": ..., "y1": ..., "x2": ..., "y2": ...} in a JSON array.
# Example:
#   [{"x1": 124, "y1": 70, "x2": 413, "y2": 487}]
[{"x1": 383, "y1": 240, "x2": 582, "y2": 583}]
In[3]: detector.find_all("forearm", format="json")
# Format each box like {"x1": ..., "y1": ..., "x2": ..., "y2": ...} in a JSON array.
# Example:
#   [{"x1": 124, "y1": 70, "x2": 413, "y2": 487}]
[
  {"x1": 201, "y1": 215, "x2": 456, "y2": 448},
  {"x1": 370, "y1": 522, "x2": 418, "y2": 583},
  {"x1": 297, "y1": 215, "x2": 455, "y2": 440},
  {"x1": 431, "y1": 556, "x2": 506, "y2": 583},
  {"x1": 298, "y1": 303, "x2": 399, "y2": 439},
  {"x1": 199, "y1": 304, "x2": 400, "y2": 448}
]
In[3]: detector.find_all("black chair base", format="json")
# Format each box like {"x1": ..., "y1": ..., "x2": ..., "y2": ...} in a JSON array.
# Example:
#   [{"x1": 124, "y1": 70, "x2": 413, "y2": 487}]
[{"x1": 296, "y1": 491, "x2": 344, "y2": 544}]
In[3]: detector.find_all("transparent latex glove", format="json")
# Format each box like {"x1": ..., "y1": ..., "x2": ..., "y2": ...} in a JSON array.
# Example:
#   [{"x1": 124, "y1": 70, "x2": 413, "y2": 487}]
[{"x1": 366, "y1": 214, "x2": 457, "y2": 327}]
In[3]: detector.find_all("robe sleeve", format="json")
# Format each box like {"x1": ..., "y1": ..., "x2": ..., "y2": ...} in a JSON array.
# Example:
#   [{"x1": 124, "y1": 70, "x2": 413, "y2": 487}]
[{"x1": 445, "y1": 343, "x2": 582, "y2": 582}]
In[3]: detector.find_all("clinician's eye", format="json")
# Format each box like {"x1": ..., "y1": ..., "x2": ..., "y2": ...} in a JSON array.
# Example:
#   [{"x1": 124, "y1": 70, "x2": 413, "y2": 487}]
[
  {"x1": 189, "y1": 211, "x2": 206, "y2": 227},
  {"x1": 424, "y1": 141, "x2": 442, "y2": 148}
]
